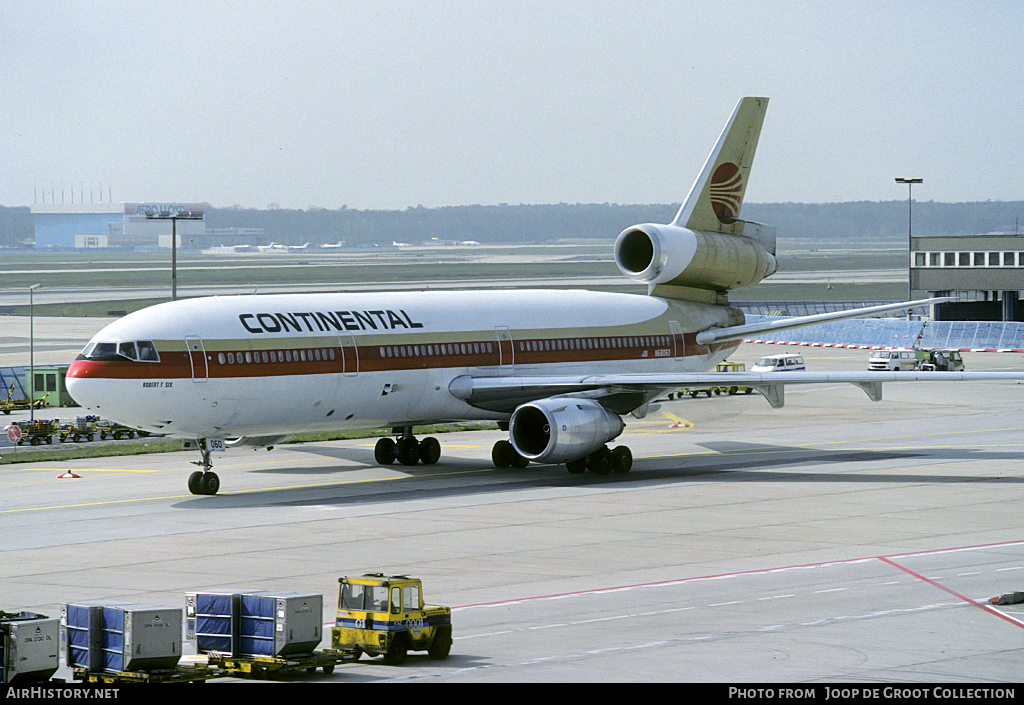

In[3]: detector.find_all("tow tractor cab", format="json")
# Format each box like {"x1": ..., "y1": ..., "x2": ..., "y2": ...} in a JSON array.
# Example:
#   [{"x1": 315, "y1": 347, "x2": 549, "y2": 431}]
[
  {"x1": 332, "y1": 574, "x2": 452, "y2": 665},
  {"x1": 750, "y1": 353, "x2": 805, "y2": 373},
  {"x1": 868, "y1": 348, "x2": 964, "y2": 372}
]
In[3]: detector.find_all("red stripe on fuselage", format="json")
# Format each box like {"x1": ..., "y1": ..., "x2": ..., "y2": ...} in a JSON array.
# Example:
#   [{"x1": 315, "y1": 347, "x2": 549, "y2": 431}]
[{"x1": 67, "y1": 334, "x2": 738, "y2": 381}]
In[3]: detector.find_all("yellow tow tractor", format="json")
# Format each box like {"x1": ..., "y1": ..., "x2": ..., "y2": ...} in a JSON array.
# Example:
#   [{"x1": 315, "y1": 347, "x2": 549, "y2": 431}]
[
  {"x1": 715, "y1": 361, "x2": 754, "y2": 395},
  {"x1": 675, "y1": 361, "x2": 753, "y2": 398},
  {"x1": 331, "y1": 574, "x2": 452, "y2": 665}
]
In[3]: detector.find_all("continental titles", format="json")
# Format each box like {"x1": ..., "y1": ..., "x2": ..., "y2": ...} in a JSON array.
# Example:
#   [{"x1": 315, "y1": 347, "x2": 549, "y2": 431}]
[{"x1": 239, "y1": 310, "x2": 424, "y2": 335}]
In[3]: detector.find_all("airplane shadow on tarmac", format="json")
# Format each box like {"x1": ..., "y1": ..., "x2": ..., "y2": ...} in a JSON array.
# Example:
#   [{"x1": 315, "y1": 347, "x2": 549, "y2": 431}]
[{"x1": 170, "y1": 441, "x2": 1024, "y2": 510}]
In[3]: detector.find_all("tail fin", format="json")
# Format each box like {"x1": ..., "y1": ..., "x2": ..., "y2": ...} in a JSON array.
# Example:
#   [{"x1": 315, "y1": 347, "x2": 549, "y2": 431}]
[{"x1": 672, "y1": 97, "x2": 768, "y2": 235}]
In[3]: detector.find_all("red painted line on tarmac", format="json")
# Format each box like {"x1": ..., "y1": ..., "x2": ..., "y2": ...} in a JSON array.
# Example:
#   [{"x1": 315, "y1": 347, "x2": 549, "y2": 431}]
[
  {"x1": 878, "y1": 555, "x2": 1024, "y2": 630},
  {"x1": 454, "y1": 539, "x2": 1024, "y2": 611}
]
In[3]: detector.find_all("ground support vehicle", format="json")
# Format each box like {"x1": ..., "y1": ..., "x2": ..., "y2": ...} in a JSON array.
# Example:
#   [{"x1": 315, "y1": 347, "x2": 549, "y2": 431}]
[
  {"x1": 867, "y1": 348, "x2": 918, "y2": 371},
  {"x1": 72, "y1": 664, "x2": 219, "y2": 684},
  {"x1": 96, "y1": 420, "x2": 138, "y2": 440},
  {"x1": 205, "y1": 650, "x2": 350, "y2": 678},
  {"x1": 13, "y1": 419, "x2": 58, "y2": 445},
  {"x1": 714, "y1": 361, "x2": 754, "y2": 395},
  {"x1": 917, "y1": 349, "x2": 964, "y2": 371},
  {"x1": 58, "y1": 416, "x2": 99, "y2": 443},
  {"x1": 332, "y1": 574, "x2": 452, "y2": 665},
  {"x1": 673, "y1": 361, "x2": 754, "y2": 398},
  {"x1": 751, "y1": 353, "x2": 806, "y2": 372},
  {"x1": 868, "y1": 348, "x2": 964, "y2": 372},
  {"x1": 1, "y1": 388, "x2": 51, "y2": 415}
]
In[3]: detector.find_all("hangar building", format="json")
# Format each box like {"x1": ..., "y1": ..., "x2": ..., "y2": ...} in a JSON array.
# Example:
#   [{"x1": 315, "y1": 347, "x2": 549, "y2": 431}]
[{"x1": 30, "y1": 203, "x2": 206, "y2": 249}]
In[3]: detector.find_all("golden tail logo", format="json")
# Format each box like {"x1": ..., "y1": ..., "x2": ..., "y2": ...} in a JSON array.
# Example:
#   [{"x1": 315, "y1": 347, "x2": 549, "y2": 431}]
[{"x1": 673, "y1": 96, "x2": 768, "y2": 235}]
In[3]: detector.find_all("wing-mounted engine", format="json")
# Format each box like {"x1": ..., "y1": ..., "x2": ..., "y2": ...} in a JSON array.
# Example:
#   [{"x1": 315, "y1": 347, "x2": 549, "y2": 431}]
[
  {"x1": 509, "y1": 397, "x2": 624, "y2": 464},
  {"x1": 614, "y1": 222, "x2": 777, "y2": 296}
]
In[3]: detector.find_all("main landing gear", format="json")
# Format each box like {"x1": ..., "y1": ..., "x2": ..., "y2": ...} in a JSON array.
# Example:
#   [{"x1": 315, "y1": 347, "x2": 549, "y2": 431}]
[
  {"x1": 490, "y1": 440, "x2": 633, "y2": 475},
  {"x1": 188, "y1": 443, "x2": 221, "y2": 495},
  {"x1": 374, "y1": 428, "x2": 442, "y2": 467}
]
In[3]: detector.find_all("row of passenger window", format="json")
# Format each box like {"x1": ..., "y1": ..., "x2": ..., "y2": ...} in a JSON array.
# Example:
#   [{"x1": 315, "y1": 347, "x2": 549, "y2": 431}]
[
  {"x1": 519, "y1": 335, "x2": 671, "y2": 352},
  {"x1": 380, "y1": 342, "x2": 495, "y2": 358},
  {"x1": 217, "y1": 348, "x2": 337, "y2": 365},
  {"x1": 217, "y1": 335, "x2": 675, "y2": 367}
]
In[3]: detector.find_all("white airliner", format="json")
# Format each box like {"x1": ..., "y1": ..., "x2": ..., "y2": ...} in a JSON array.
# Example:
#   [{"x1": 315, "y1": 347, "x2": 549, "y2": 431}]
[{"x1": 65, "y1": 97, "x2": 1023, "y2": 495}]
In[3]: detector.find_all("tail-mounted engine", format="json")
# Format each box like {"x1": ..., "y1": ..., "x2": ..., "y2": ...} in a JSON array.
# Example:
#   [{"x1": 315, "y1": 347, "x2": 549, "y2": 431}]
[
  {"x1": 509, "y1": 397, "x2": 625, "y2": 464},
  {"x1": 614, "y1": 222, "x2": 777, "y2": 294}
]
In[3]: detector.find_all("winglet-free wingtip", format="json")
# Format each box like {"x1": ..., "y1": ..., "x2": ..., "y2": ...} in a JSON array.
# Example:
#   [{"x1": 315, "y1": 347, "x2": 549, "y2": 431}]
[{"x1": 673, "y1": 96, "x2": 769, "y2": 234}]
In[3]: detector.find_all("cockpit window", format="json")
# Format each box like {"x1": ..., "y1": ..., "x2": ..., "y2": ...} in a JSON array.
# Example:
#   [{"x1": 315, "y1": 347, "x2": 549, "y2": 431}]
[
  {"x1": 137, "y1": 341, "x2": 159, "y2": 361},
  {"x1": 78, "y1": 340, "x2": 160, "y2": 363}
]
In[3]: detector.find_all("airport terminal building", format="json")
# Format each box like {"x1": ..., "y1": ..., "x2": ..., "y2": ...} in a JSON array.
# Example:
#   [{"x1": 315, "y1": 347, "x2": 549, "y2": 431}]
[
  {"x1": 912, "y1": 234, "x2": 1024, "y2": 321},
  {"x1": 30, "y1": 203, "x2": 207, "y2": 249}
]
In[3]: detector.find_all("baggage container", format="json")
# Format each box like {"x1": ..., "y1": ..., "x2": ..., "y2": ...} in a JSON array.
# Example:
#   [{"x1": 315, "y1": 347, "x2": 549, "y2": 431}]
[
  {"x1": 1, "y1": 611, "x2": 60, "y2": 684},
  {"x1": 63, "y1": 602, "x2": 181, "y2": 673},
  {"x1": 186, "y1": 591, "x2": 322, "y2": 658},
  {"x1": 239, "y1": 592, "x2": 323, "y2": 658},
  {"x1": 186, "y1": 590, "x2": 260, "y2": 655}
]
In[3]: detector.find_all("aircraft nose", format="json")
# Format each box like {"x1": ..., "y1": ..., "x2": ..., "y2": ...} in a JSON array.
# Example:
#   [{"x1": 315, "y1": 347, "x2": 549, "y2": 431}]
[{"x1": 65, "y1": 360, "x2": 104, "y2": 408}]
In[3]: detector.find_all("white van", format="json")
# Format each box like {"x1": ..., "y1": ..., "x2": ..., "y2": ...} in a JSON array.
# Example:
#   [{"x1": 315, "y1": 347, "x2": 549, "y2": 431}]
[
  {"x1": 751, "y1": 354, "x2": 805, "y2": 372},
  {"x1": 868, "y1": 349, "x2": 918, "y2": 371}
]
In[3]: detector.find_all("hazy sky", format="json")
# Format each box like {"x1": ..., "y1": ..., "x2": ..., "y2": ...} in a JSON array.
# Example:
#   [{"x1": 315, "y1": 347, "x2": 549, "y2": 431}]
[{"x1": 3, "y1": 1, "x2": 1022, "y2": 210}]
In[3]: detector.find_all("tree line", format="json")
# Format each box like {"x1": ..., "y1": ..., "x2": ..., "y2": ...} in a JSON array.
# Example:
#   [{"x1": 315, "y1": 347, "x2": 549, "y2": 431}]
[{"x1": 2, "y1": 201, "x2": 1021, "y2": 249}]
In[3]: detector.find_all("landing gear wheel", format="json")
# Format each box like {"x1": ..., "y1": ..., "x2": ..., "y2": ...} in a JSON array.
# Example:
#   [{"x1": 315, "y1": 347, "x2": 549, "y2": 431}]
[
  {"x1": 419, "y1": 436, "x2": 441, "y2": 465},
  {"x1": 199, "y1": 472, "x2": 220, "y2": 495},
  {"x1": 587, "y1": 448, "x2": 612, "y2": 475},
  {"x1": 566, "y1": 458, "x2": 587, "y2": 474},
  {"x1": 611, "y1": 446, "x2": 633, "y2": 473},
  {"x1": 492, "y1": 440, "x2": 515, "y2": 468},
  {"x1": 396, "y1": 437, "x2": 420, "y2": 466},
  {"x1": 374, "y1": 437, "x2": 397, "y2": 465},
  {"x1": 188, "y1": 471, "x2": 204, "y2": 494}
]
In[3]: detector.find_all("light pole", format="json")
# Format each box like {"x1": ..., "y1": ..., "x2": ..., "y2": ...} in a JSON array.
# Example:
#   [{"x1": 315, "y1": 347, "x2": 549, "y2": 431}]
[
  {"x1": 895, "y1": 177, "x2": 923, "y2": 301},
  {"x1": 28, "y1": 283, "x2": 41, "y2": 423},
  {"x1": 146, "y1": 209, "x2": 204, "y2": 300}
]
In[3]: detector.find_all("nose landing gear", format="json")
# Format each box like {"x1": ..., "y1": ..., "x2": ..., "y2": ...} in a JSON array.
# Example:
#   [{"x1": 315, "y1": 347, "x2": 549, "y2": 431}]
[{"x1": 188, "y1": 440, "x2": 221, "y2": 495}]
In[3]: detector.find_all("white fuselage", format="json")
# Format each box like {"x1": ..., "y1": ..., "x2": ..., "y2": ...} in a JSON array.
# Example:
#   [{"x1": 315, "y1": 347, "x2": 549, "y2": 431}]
[{"x1": 66, "y1": 289, "x2": 740, "y2": 440}]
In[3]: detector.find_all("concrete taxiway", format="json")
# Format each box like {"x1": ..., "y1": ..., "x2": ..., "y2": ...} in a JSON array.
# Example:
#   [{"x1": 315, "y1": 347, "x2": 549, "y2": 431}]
[{"x1": 2, "y1": 343, "x2": 1023, "y2": 682}]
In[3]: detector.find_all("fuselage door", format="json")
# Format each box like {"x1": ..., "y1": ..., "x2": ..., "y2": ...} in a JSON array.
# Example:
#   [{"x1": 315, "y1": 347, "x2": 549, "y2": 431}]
[
  {"x1": 669, "y1": 320, "x2": 684, "y2": 361},
  {"x1": 185, "y1": 336, "x2": 208, "y2": 382},
  {"x1": 340, "y1": 335, "x2": 359, "y2": 376},
  {"x1": 495, "y1": 327, "x2": 514, "y2": 374}
]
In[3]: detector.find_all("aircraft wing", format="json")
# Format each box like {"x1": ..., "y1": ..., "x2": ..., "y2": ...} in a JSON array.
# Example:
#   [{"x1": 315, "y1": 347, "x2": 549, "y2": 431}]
[
  {"x1": 449, "y1": 370, "x2": 1024, "y2": 414},
  {"x1": 694, "y1": 297, "x2": 951, "y2": 346}
]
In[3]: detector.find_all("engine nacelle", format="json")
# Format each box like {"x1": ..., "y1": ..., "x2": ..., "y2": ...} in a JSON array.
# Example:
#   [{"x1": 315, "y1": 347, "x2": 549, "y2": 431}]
[
  {"x1": 509, "y1": 397, "x2": 625, "y2": 464},
  {"x1": 615, "y1": 223, "x2": 777, "y2": 292}
]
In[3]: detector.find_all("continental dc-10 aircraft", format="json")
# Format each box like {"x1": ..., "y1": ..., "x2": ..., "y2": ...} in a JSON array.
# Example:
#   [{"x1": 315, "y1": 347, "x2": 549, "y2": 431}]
[{"x1": 66, "y1": 97, "x2": 1022, "y2": 495}]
